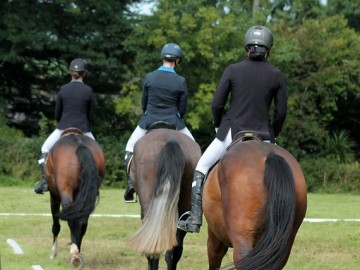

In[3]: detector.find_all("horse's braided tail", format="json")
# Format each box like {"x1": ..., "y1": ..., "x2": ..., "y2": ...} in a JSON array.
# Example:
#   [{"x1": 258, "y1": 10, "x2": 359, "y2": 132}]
[
  {"x1": 59, "y1": 143, "x2": 100, "y2": 221},
  {"x1": 235, "y1": 152, "x2": 296, "y2": 270},
  {"x1": 127, "y1": 140, "x2": 186, "y2": 257}
]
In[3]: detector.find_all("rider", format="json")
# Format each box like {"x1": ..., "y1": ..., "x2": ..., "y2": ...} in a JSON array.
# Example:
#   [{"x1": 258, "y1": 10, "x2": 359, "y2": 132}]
[
  {"x1": 177, "y1": 25, "x2": 288, "y2": 233},
  {"x1": 33, "y1": 58, "x2": 96, "y2": 194},
  {"x1": 123, "y1": 42, "x2": 195, "y2": 203}
]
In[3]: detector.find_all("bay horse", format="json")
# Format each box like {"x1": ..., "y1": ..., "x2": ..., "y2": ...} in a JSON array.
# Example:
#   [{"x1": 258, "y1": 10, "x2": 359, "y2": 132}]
[
  {"x1": 203, "y1": 139, "x2": 307, "y2": 270},
  {"x1": 127, "y1": 128, "x2": 201, "y2": 270},
  {"x1": 45, "y1": 128, "x2": 105, "y2": 269}
]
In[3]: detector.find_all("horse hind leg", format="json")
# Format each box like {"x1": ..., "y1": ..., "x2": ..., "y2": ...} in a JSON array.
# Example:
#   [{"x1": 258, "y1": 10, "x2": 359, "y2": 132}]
[
  {"x1": 70, "y1": 243, "x2": 83, "y2": 270},
  {"x1": 207, "y1": 229, "x2": 229, "y2": 270},
  {"x1": 68, "y1": 220, "x2": 84, "y2": 270},
  {"x1": 147, "y1": 257, "x2": 159, "y2": 270},
  {"x1": 50, "y1": 238, "x2": 58, "y2": 259},
  {"x1": 50, "y1": 195, "x2": 61, "y2": 259},
  {"x1": 165, "y1": 229, "x2": 186, "y2": 270}
]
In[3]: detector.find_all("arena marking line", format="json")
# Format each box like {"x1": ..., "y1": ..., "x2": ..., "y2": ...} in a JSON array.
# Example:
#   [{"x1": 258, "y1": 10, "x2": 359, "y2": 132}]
[
  {"x1": 0, "y1": 213, "x2": 140, "y2": 218},
  {"x1": 6, "y1": 239, "x2": 24, "y2": 254},
  {"x1": 1, "y1": 213, "x2": 360, "y2": 222},
  {"x1": 304, "y1": 218, "x2": 360, "y2": 222},
  {"x1": 32, "y1": 265, "x2": 43, "y2": 270}
]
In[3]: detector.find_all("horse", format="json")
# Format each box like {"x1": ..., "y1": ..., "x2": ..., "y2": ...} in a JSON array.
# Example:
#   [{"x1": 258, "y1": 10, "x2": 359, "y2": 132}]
[
  {"x1": 45, "y1": 128, "x2": 105, "y2": 270},
  {"x1": 127, "y1": 127, "x2": 201, "y2": 270},
  {"x1": 203, "y1": 138, "x2": 307, "y2": 270}
]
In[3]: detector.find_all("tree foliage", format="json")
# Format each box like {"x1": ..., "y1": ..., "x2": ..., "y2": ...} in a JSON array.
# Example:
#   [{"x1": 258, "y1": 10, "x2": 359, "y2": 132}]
[
  {"x1": 0, "y1": 0, "x2": 140, "y2": 136},
  {"x1": 280, "y1": 15, "x2": 360, "y2": 158},
  {"x1": 116, "y1": 0, "x2": 360, "y2": 157},
  {"x1": 1, "y1": 0, "x2": 360, "y2": 165},
  {"x1": 326, "y1": 0, "x2": 360, "y2": 32}
]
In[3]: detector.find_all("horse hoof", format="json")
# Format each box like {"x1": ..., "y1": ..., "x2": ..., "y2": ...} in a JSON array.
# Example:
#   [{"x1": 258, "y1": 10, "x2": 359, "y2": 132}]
[{"x1": 70, "y1": 254, "x2": 83, "y2": 270}]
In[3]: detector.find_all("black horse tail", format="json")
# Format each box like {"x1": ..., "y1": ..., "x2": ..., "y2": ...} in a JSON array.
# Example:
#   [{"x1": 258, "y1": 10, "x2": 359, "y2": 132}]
[
  {"x1": 60, "y1": 143, "x2": 100, "y2": 221},
  {"x1": 235, "y1": 152, "x2": 296, "y2": 270},
  {"x1": 155, "y1": 140, "x2": 186, "y2": 198},
  {"x1": 127, "y1": 140, "x2": 186, "y2": 256}
]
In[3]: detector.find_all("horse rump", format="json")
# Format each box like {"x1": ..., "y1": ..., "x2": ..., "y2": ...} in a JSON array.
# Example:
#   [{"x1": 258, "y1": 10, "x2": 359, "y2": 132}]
[
  {"x1": 127, "y1": 140, "x2": 186, "y2": 257},
  {"x1": 234, "y1": 152, "x2": 296, "y2": 270},
  {"x1": 59, "y1": 143, "x2": 100, "y2": 221}
]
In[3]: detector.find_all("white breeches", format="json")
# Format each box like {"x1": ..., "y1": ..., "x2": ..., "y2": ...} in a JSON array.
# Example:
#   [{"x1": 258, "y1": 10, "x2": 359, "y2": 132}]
[
  {"x1": 196, "y1": 129, "x2": 271, "y2": 175},
  {"x1": 195, "y1": 129, "x2": 233, "y2": 175},
  {"x1": 41, "y1": 128, "x2": 95, "y2": 153},
  {"x1": 125, "y1": 125, "x2": 195, "y2": 153}
]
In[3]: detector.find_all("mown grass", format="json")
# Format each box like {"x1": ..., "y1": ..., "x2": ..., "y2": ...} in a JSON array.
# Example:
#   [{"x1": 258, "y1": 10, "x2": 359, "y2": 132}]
[{"x1": 1, "y1": 187, "x2": 360, "y2": 269}]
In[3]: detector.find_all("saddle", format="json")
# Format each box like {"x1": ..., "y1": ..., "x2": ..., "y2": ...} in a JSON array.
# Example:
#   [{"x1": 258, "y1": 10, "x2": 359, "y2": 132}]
[
  {"x1": 227, "y1": 131, "x2": 263, "y2": 150},
  {"x1": 61, "y1": 128, "x2": 83, "y2": 137},
  {"x1": 147, "y1": 121, "x2": 176, "y2": 131}
]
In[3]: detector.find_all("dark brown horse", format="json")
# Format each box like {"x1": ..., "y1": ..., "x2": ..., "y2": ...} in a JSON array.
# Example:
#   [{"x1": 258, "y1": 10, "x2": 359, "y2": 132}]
[
  {"x1": 203, "y1": 140, "x2": 307, "y2": 270},
  {"x1": 45, "y1": 128, "x2": 105, "y2": 269},
  {"x1": 127, "y1": 128, "x2": 201, "y2": 270}
]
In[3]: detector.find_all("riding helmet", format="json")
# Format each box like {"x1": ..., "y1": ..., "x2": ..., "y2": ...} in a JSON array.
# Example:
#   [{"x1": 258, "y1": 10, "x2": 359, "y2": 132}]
[
  {"x1": 160, "y1": 43, "x2": 182, "y2": 63},
  {"x1": 244, "y1": 25, "x2": 273, "y2": 50},
  {"x1": 69, "y1": 58, "x2": 87, "y2": 72}
]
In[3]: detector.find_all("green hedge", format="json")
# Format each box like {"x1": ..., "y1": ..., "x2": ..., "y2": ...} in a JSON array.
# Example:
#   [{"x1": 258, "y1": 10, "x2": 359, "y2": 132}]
[
  {"x1": 300, "y1": 158, "x2": 360, "y2": 194},
  {"x1": 1, "y1": 136, "x2": 360, "y2": 194},
  {"x1": 0, "y1": 135, "x2": 126, "y2": 188}
]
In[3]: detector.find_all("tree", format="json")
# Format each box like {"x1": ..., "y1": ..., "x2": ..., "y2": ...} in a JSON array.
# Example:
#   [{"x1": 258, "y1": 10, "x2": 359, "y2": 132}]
[
  {"x1": 117, "y1": 0, "x2": 360, "y2": 158},
  {"x1": 278, "y1": 15, "x2": 360, "y2": 158},
  {"x1": 0, "y1": 0, "x2": 140, "y2": 136},
  {"x1": 117, "y1": 0, "x2": 259, "y2": 148},
  {"x1": 326, "y1": 0, "x2": 360, "y2": 32}
]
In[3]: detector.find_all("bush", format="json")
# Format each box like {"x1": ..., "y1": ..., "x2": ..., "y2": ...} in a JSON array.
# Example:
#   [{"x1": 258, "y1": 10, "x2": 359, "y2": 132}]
[
  {"x1": 97, "y1": 135, "x2": 126, "y2": 188},
  {"x1": 324, "y1": 130, "x2": 356, "y2": 163},
  {"x1": 0, "y1": 137, "x2": 42, "y2": 185},
  {"x1": 1, "y1": 127, "x2": 360, "y2": 194},
  {"x1": 0, "y1": 134, "x2": 128, "y2": 188},
  {"x1": 300, "y1": 158, "x2": 360, "y2": 194}
]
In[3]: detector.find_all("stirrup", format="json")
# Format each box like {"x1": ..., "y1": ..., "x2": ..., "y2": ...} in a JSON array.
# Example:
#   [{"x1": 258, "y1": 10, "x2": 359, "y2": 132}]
[
  {"x1": 178, "y1": 211, "x2": 191, "y2": 223},
  {"x1": 177, "y1": 211, "x2": 201, "y2": 233},
  {"x1": 33, "y1": 180, "x2": 48, "y2": 194}
]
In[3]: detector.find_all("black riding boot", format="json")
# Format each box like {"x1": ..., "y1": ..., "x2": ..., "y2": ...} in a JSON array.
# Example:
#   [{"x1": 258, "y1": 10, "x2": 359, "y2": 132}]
[
  {"x1": 177, "y1": 171, "x2": 205, "y2": 233},
  {"x1": 123, "y1": 151, "x2": 136, "y2": 203},
  {"x1": 33, "y1": 152, "x2": 49, "y2": 194}
]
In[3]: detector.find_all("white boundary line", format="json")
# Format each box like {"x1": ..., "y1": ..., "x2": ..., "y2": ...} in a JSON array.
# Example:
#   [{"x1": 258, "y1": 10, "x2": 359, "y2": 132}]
[
  {"x1": 32, "y1": 266, "x2": 44, "y2": 270},
  {"x1": 0, "y1": 213, "x2": 140, "y2": 218},
  {"x1": 1, "y1": 213, "x2": 360, "y2": 222},
  {"x1": 304, "y1": 218, "x2": 360, "y2": 223},
  {"x1": 6, "y1": 239, "x2": 24, "y2": 254}
]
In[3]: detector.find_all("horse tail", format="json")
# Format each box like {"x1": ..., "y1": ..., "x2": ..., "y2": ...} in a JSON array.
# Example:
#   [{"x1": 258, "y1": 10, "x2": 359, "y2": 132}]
[
  {"x1": 127, "y1": 140, "x2": 186, "y2": 257},
  {"x1": 235, "y1": 152, "x2": 296, "y2": 270},
  {"x1": 60, "y1": 143, "x2": 100, "y2": 221}
]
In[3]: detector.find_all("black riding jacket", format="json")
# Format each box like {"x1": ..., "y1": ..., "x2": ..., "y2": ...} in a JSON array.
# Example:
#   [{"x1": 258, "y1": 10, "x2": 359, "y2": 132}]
[
  {"x1": 55, "y1": 80, "x2": 95, "y2": 132},
  {"x1": 212, "y1": 58, "x2": 288, "y2": 142},
  {"x1": 139, "y1": 66, "x2": 188, "y2": 130}
]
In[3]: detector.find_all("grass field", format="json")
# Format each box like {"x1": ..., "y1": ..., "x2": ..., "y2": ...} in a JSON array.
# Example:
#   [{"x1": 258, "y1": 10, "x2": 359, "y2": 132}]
[{"x1": 1, "y1": 187, "x2": 360, "y2": 269}]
